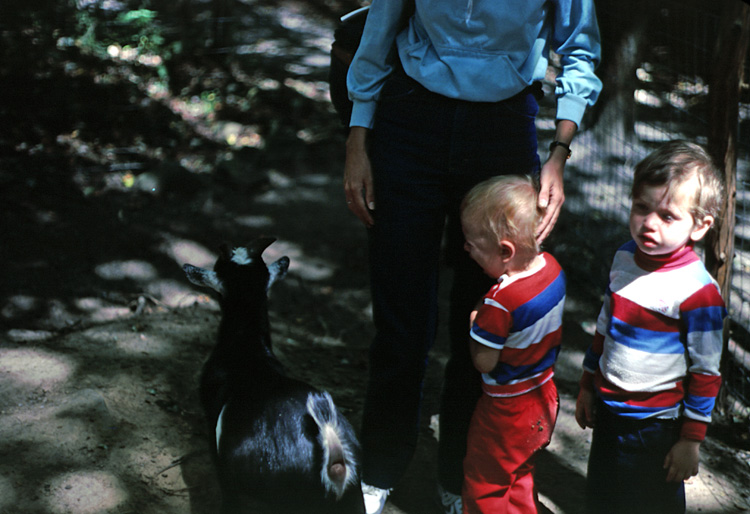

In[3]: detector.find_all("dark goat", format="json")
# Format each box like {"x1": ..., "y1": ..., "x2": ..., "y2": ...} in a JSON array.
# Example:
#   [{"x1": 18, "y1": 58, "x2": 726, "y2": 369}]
[{"x1": 183, "y1": 238, "x2": 364, "y2": 514}]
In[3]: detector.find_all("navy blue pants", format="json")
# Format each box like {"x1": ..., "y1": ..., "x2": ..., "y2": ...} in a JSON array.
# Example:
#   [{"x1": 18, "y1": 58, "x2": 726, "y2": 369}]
[
  {"x1": 585, "y1": 400, "x2": 686, "y2": 514},
  {"x1": 359, "y1": 69, "x2": 541, "y2": 493}
]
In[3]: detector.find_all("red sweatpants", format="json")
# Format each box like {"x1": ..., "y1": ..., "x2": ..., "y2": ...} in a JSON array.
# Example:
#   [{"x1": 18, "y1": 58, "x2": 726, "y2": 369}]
[{"x1": 462, "y1": 379, "x2": 559, "y2": 514}]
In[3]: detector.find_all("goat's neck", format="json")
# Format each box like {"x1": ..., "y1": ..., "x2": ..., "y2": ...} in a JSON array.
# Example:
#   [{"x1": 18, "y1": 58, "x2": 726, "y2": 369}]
[{"x1": 216, "y1": 300, "x2": 278, "y2": 366}]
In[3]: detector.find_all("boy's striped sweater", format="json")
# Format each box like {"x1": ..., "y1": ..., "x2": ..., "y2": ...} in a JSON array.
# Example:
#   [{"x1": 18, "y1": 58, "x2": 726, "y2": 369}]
[
  {"x1": 471, "y1": 253, "x2": 566, "y2": 398},
  {"x1": 581, "y1": 240, "x2": 726, "y2": 440}
]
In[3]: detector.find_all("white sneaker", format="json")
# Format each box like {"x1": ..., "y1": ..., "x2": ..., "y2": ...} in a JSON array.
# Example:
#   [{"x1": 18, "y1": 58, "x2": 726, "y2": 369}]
[
  {"x1": 438, "y1": 484, "x2": 463, "y2": 514},
  {"x1": 362, "y1": 482, "x2": 391, "y2": 514}
]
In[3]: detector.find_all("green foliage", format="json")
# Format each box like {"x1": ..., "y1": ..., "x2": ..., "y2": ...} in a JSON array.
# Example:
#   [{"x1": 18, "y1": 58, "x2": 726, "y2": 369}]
[
  {"x1": 114, "y1": 9, "x2": 164, "y2": 53},
  {"x1": 116, "y1": 8, "x2": 157, "y2": 26},
  {"x1": 73, "y1": 4, "x2": 174, "y2": 76},
  {"x1": 69, "y1": 3, "x2": 189, "y2": 89},
  {"x1": 74, "y1": 8, "x2": 106, "y2": 57}
]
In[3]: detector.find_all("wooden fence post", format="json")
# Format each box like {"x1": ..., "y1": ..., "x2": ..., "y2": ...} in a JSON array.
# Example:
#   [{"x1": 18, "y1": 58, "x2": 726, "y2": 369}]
[{"x1": 705, "y1": 0, "x2": 750, "y2": 414}]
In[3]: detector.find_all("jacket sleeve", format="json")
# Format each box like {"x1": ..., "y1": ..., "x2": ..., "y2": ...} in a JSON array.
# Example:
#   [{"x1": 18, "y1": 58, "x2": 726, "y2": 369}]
[
  {"x1": 550, "y1": 0, "x2": 602, "y2": 125},
  {"x1": 346, "y1": 0, "x2": 412, "y2": 129}
]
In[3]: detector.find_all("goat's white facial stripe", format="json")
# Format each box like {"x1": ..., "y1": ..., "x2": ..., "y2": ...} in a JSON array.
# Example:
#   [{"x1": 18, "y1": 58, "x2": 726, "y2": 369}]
[
  {"x1": 216, "y1": 404, "x2": 227, "y2": 453},
  {"x1": 231, "y1": 247, "x2": 252, "y2": 265}
]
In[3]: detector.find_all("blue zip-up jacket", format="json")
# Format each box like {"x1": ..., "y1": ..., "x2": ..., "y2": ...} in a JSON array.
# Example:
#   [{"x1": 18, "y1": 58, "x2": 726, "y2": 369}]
[{"x1": 347, "y1": 0, "x2": 602, "y2": 129}]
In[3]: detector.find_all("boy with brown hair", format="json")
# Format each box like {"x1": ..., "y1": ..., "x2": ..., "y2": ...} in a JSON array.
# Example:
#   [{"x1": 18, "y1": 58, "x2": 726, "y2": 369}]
[{"x1": 575, "y1": 140, "x2": 727, "y2": 514}]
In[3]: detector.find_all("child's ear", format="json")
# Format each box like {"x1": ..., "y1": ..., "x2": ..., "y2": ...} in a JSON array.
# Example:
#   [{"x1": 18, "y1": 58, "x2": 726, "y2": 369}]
[
  {"x1": 690, "y1": 215, "x2": 714, "y2": 242},
  {"x1": 499, "y1": 240, "x2": 516, "y2": 262}
]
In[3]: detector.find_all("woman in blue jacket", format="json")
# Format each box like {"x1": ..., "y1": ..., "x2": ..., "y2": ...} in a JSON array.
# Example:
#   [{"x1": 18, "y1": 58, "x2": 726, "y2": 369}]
[{"x1": 342, "y1": 2, "x2": 601, "y2": 513}]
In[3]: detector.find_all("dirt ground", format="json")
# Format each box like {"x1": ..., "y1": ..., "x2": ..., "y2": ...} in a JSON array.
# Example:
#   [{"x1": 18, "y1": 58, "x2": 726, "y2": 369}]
[
  {"x1": 2, "y1": 149, "x2": 750, "y2": 513},
  {"x1": 2, "y1": 1, "x2": 750, "y2": 513}
]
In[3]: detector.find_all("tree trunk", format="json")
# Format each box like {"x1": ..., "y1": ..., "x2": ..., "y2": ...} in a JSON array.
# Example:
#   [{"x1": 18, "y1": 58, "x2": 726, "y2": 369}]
[
  {"x1": 584, "y1": 0, "x2": 656, "y2": 136},
  {"x1": 705, "y1": 0, "x2": 750, "y2": 414}
]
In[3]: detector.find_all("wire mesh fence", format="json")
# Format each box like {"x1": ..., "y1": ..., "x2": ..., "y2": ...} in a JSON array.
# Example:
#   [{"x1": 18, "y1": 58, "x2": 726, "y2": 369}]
[
  {"x1": 10, "y1": 0, "x2": 748, "y2": 421},
  {"x1": 540, "y1": 0, "x2": 750, "y2": 420},
  {"x1": 728, "y1": 178, "x2": 750, "y2": 417}
]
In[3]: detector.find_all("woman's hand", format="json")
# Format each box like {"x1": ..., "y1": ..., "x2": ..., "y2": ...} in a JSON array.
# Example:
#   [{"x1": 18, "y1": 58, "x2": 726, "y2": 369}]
[
  {"x1": 344, "y1": 126, "x2": 375, "y2": 227},
  {"x1": 536, "y1": 119, "x2": 577, "y2": 244},
  {"x1": 536, "y1": 157, "x2": 565, "y2": 243}
]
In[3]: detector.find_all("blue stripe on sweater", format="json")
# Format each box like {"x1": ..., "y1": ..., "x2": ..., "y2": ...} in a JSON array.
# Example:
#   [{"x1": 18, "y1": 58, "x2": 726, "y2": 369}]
[
  {"x1": 582, "y1": 347, "x2": 600, "y2": 373},
  {"x1": 600, "y1": 398, "x2": 679, "y2": 419},
  {"x1": 609, "y1": 317, "x2": 685, "y2": 354},
  {"x1": 471, "y1": 325, "x2": 506, "y2": 348},
  {"x1": 683, "y1": 305, "x2": 727, "y2": 332},
  {"x1": 684, "y1": 394, "x2": 716, "y2": 418},
  {"x1": 511, "y1": 272, "x2": 566, "y2": 332},
  {"x1": 488, "y1": 346, "x2": 560, "y2": 384}
]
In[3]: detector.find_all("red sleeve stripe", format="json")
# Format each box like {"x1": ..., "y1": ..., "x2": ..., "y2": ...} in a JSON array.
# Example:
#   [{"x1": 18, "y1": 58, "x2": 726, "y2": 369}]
[
  {"x1": 681, "y1": 283, "x2": 726, "y2": 311},
  {"x1": 686, "y1": 373, "x2": 722, "y2": 397}
]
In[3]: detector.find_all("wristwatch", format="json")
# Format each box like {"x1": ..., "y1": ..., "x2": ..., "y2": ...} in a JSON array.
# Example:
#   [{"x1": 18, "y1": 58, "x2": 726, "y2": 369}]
[{"x1": 549, "y1": 140, "x2": 572, "y2": 159}]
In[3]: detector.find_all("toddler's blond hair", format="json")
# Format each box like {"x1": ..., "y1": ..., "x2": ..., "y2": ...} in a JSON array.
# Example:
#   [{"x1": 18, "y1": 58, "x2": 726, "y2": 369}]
[{"x1": 461, "y1": 175, "x2": 542, "y2": 261}]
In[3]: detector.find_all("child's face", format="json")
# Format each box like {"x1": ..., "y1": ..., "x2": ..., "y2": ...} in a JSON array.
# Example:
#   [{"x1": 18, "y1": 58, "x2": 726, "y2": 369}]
[
  {"x1": 462, "y1": 222, "x2": 507, "y2": 279},
  {"x1": 629, "y1": 180, "x2": 707, "y2": 256}
]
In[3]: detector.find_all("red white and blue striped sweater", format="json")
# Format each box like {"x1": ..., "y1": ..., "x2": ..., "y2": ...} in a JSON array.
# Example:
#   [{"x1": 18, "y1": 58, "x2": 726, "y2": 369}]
[
  {"x1": 580, "y1": 240, "x2": 726, "y2": 441},
  {"x1": 470, "y1": 253, "x2": 566, "y2": 398}
]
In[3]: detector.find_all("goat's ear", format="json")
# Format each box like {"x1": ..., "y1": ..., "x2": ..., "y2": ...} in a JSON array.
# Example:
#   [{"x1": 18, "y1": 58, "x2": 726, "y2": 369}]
[
  {"x1": 247, "y1": 237, "x2": 277, "y2": 260},
  {"x1": 267, "y1": 256, "x2": 290, "y2": 291},
  {"x1": 183, "y1": 264, "x2": 226, "y2": 295}
]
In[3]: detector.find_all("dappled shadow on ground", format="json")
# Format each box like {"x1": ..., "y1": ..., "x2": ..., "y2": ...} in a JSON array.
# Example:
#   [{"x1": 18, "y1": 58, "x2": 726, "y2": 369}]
[{"x1": 1, "y1": 0, "x2": 749, "y2": 513}]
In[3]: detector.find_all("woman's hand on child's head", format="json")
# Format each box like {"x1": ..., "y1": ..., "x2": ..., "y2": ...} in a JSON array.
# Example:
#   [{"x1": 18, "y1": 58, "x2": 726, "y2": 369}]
[
  {"x1": 664, "y1": 439, "x2": 701, "y2": 482},
  {"x1": 536, "y1": 158, "x2": 565, "y2": 244},
  {"x1": 574, "y1": 388, "x2": 595, "y2": 429}
]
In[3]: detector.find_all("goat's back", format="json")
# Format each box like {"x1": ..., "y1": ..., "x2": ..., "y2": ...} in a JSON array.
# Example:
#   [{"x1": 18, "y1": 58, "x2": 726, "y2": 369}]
[{"x1": 214, "y1": 379, "x2": 364, "y2": 514}]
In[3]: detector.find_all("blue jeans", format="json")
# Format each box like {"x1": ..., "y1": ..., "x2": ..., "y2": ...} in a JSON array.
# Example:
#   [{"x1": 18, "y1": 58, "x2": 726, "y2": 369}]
[
  {"x1": 359, "y1": 69, "x2": 541, "y2": 492},
  {"x1": 586, "y1": 400, "x2": 686, "y2": 514}
]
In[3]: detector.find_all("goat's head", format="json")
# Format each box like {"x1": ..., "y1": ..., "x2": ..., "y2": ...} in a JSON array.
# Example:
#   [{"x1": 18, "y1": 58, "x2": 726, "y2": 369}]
[{"x1": 183, "y1": 237, "x2": 290, "y2": 301}]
